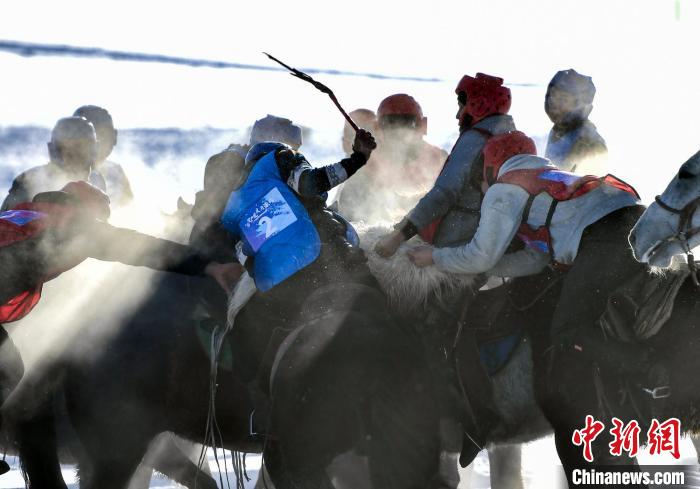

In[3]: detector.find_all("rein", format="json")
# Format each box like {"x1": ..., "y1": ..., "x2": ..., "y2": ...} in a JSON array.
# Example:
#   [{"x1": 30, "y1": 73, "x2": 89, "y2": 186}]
[{"x1": 654, "y1": 194, "x2": 700, "y2": 286}]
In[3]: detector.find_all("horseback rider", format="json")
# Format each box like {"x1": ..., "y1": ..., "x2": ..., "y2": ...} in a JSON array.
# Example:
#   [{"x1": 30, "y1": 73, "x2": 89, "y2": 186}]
[
  {"x1": 374, "y1": 73, "x2": 516, "y2": 253},
  {"x1": 0, "y1": 177, "x2": 242, "y2": 476},
  {"x1": 407, "y1": 130, "x2": 649, "y2": 472},
  {"x1": 372, "y1": 73, "x2": 517, "y2": 468},
  {"x1": 337, "y1": 95, "x2": 446, "y2": 223},
  {"x1": 2, "y1": 116, "x2": 111, "y2": 212},
  {"x1": 0, "y1": 180, "x2": 241, "y2": 324},
  {"x1": 73, "y1": 105, "x2": 134, "y2": 206},
  {"x1": 188, "y1": 115, "x2": 305, "y2": 325},
  {"x1": 218, "y1": 129, "x2": 376, "y2": 430},
  {"x1": 191, "y1": 115, "x2": 304, "y2": 253},
  {"x1": 545, "y1": 69, "x2": 607, "y2": 175},
  {"x1": 407, "y1": 130, "x2": 641, "y2": 338},
  {"x1": 220, "y1": 129, "x2": 376, "y2": 292}
]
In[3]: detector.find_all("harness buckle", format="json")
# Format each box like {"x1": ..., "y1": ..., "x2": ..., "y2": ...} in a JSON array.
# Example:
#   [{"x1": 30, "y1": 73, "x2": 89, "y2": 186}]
[{"x1": 642, "y1": 385, "x2": 671, "y2": 400}]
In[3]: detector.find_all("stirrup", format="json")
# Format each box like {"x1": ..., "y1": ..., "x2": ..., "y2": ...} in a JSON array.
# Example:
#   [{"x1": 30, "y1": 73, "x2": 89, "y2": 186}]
[{"x1": 642, "y1": 385, "x2": 671, "y2": 400}]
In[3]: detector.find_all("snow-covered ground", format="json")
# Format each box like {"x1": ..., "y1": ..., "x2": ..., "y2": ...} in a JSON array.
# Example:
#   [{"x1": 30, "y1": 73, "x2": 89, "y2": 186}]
[
  {"x1": 0, "y1": 450, "x2": 264, "y2": 489},
  {"x1": 2, "y1": 440, "x2": 700, "y2": 488}
]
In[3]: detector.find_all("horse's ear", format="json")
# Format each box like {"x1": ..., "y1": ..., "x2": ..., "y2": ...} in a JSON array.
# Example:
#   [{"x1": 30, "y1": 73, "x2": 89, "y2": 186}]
[{"x1": 679, "y1": 150, "x2": 700, "y2": 179}]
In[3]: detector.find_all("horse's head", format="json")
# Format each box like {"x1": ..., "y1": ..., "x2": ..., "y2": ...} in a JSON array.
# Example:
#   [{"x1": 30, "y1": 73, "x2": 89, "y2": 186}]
[{"x1": 630, "y1": 150, "x2": 700, "y2": 267}]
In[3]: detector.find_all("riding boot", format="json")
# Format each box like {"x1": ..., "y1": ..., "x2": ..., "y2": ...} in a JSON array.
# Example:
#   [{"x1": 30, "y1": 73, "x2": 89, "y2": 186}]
[
  {"x1": 421, "y1": 282, "x2": 499, "y2": 469},
  {"x1": 454, "y1": 327, "x2": 500, "y2": 468},
  {"x1": 248, "y1": 327, "x2": 293, "y2": 438}
]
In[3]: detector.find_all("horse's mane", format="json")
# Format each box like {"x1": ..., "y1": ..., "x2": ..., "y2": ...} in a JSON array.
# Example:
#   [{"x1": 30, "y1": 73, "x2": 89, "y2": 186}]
[
  {"x1": 356, "y1": 224, "x2": 475, "y2": 312},
  {"x1": 648, "y1": 254, "x2": 687, "y2": 277},
  {"x1": 226, "y1": 224, "x2": 476, "y2": 326}
]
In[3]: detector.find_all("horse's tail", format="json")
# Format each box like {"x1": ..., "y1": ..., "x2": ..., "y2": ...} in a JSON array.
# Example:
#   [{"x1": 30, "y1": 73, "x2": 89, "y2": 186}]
[
  {"x1": 14, "y1": 391, "x2": 67, "y2": 489},
  {"x1": 6, "y1": 359, "x2": 69, "y2": 489},
  {"x1": 15, "y1": 398, "x2": 67, "y2": 489}
]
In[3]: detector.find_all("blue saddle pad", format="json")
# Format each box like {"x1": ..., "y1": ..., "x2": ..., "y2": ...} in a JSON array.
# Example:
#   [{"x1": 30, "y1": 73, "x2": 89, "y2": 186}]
[{"x1": 479, "y1": 332, "x2": 522, "y2": 376}]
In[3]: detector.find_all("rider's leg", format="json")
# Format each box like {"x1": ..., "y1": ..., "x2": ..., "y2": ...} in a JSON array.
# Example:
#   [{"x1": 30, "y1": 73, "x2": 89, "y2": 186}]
[{"x1": 417, "y1": 280, "x2": 500, "y2": 471}]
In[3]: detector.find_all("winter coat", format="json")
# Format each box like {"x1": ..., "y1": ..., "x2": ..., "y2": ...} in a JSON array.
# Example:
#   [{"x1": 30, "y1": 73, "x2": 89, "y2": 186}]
[
  {"x1": 545, "y1": 119, "x2": 607, "y2": 175},
  {"x1": 406, "y1": 114, "x2": 517, "y2": 247},
  {"x1": 1, "y1": 163, "x2": 108, "y2": 211}
]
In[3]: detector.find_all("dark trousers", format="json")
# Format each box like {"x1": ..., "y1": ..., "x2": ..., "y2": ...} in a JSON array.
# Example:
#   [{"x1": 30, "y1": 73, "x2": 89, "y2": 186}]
[{"x1": 416, "y1": 281, "x2": 495, "y2": 444}]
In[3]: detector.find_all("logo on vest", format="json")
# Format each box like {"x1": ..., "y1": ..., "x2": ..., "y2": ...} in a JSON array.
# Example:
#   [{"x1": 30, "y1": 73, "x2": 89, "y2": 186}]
[
  {"x1": 0, "y1": 210, "x2": 46, "y2": 226},
  {"x1": 538, "y1": 169, "x2": 580, "y2": 186},
  {"x1": 241, "y1": 187, "x2": 298, "y2": 252}
]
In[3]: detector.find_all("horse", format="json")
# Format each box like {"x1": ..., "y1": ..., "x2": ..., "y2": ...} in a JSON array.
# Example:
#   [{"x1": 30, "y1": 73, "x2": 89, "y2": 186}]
[
  {"x1": 35, "y1": 234, "x2": 444, "y2": 489},
  {"x1": 24, "y1": 221, "x2": 562, "y2": 489},
  {"x1": 629, "y1": 150, "x2": 700, "y2": 268},
  {"x1": 486, "y1": 149, "x2": 700, "y2": 486},
  {"x1": 0, "y1": 268, "x2": 221, "y2": 489},
  {"x1": 630, "y1": 148, "x2": 700, "y2": 464}
]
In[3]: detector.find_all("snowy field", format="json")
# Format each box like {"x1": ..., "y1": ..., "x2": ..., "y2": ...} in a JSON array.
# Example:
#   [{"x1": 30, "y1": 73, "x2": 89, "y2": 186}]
[{"x1": 2, "y1": 440, "x2": 700, "y2": 488}]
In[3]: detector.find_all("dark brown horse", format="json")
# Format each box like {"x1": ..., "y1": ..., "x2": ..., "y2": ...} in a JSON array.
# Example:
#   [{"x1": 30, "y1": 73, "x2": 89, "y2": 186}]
[{"x1": 41, "y1": 259, "x2": 441, "y2": 489}]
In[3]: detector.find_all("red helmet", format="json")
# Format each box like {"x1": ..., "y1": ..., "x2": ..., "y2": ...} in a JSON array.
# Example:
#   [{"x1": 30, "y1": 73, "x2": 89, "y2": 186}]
[
  {"x1": 61, "y1": 181, "x2": 111, "y2": 220},
  {"x1": 482, "y1": 131, "x2": 537, "y2": 185},
  {"x1": 377, "y1": 94, "x2": 427, "y2": 135},
  {"x1": 455, "y1": 73, "x2": 512, "y2": 127}
]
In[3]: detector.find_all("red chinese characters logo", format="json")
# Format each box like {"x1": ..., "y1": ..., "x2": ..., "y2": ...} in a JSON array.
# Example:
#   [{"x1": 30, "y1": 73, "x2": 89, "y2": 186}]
[
  {"x1": 572, "y1": 415, "x2": 605, "y2": 462},
  {"x1": 572, "y1": 417, "x2": 681, "y2": 462},
  {"x1": 608, "y1": 418, "x2": 640, "y2": 457},
  {"x1": 647, "y1": 418, "x2": 681, "y2": 460}
]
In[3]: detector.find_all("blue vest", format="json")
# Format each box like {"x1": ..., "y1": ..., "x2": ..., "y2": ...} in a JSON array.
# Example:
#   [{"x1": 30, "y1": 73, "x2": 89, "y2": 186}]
[{"x1": 220, "y1": 151, "x2": 321, "y2": 292}]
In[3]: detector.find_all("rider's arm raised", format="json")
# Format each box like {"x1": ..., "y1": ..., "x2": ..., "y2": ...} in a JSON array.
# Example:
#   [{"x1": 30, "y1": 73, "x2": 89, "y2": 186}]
[
  {"x1": 283, "y1": 152, "x2": 369, "y2": 197},
  {"x1": 278, "y1": 129, "x2": 375, "y2": 197}
]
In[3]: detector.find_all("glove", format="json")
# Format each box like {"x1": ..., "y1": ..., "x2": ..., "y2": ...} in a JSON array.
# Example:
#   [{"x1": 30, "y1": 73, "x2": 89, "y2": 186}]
[{"x1": 352, "y1": 128, "x2": 377, "y2": 160}]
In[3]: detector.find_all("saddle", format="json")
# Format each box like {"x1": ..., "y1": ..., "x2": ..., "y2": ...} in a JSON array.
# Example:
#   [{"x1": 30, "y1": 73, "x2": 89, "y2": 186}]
[
  {"x1": 588, "y1": 263, "x2": 689, "y2": 428},
  {"x1": 467, "y1": 284, "x2": 525, "y2": 376}
]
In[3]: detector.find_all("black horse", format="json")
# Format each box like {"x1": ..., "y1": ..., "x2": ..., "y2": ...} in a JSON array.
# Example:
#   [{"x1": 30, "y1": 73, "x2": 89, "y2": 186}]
[
  {"x1": 33, "y1": 257, "x2": 441, "y2": 489},
  {"x1": 471, "y1": 263, "x2": 700, "y2": 488}
]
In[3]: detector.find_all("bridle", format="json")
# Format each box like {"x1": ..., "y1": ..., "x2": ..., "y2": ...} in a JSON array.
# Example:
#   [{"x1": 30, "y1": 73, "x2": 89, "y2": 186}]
[{"x1": 654, "y1": 194, "x2": 700, "y2": 286}]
